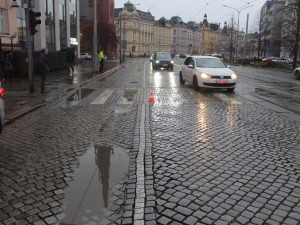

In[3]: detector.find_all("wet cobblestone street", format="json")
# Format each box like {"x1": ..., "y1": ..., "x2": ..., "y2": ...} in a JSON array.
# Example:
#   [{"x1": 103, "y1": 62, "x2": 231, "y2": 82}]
[{"x1": 0, "y1": 59, "x2": 300, "y2": 225}]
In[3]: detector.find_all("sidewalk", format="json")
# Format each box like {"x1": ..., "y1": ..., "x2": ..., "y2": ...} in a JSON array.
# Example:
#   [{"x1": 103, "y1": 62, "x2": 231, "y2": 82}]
[{"x1": 2, "y1": 60, "x2": 120, "y2": 125}]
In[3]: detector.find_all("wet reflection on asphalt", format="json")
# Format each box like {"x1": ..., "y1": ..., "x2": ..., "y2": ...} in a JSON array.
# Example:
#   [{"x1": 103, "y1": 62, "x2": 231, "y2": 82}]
[{"x1": 61, "y1": 145, "x2": 129, "y2": 225}]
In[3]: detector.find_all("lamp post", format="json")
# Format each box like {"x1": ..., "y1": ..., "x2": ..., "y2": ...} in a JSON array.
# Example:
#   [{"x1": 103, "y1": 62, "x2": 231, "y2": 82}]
[
  {"x1": 92, "y1": 0, "x2": 98, "y2": 72},
  {"x1": 223, "y1": 4, "x2": 253, "y2": 63}
]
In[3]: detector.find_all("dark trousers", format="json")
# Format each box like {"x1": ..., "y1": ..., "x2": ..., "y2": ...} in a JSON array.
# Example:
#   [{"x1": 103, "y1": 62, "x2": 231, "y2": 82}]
[
  {"x1": 41, "y1": 72, "x2": 47, "y2": 91},
  {"x1": 4, "y1": 70, "x2": 13, "y2": 81},
  {"x1": 67, "y1": 62, "x2": 74, "y2": 73},
  {"x1": 99, "y1": 60, "x2": 104, "y2": 73}
]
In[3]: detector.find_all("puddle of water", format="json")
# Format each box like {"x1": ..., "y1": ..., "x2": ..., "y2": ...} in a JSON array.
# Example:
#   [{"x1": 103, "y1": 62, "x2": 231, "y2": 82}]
[
  {"x1": 61, "y1": 145, "x2": 129, "y2": 225},
  {"x1": 66, "y1": 88, "x2": 94, "y2": 106}
]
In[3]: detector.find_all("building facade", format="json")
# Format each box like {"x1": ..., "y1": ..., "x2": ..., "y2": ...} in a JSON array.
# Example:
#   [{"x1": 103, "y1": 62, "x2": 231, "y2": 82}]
[
  {"x1": 80, "y1": 0, "x2": 116, "y2": 54},
  {"x1": 0, "y1": 0, "x2": 19, "y2": 50},
  {"x1": 260, "y1": 0, "x2": 285, "y2": 57},
  {"x1": 1, "y1": 0, "x2": 80, "y2": 55},
  {"x1": 199, "y1": 14, "x2": 222, "y2": 55},
  {"x1": 114, "y1": 1, "x2": 171, "y2": 57},
  {"x1": 169, "y1": 16, "x2": 201, "y2": 55}
]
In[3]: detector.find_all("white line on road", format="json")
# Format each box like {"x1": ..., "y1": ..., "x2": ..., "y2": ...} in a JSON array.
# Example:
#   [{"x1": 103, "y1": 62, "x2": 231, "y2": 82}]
[{"x1": 90, "y1": 88, "x2": 115, "y2": 104}]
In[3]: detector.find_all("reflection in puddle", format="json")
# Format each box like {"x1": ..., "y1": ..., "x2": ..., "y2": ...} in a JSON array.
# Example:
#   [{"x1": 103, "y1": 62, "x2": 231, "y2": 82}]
[
  {"x1": 61, "y1": 145, "x2": 129, "y2": 225},
  {"x1": 66, "y1": 88, "x2": 94, "y2": 106}
]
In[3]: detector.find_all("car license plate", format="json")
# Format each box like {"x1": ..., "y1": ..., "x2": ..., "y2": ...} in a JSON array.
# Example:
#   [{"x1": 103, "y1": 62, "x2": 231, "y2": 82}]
[
  {"x1": 163, "y1": 64, "x2": 168, "y2": 66},
  {"x1": 216, "y1": 80, "x2": 228, "y2": 84}
]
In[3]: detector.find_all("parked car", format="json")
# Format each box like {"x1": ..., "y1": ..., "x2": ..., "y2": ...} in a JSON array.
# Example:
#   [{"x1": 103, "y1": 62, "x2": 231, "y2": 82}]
[
  {"x1": 179, "y1": 54, "x2": 187, "y2": 58},
  {"x1": 0, "y1": 83, "x2": 4, "y2": 134},
  {"x1": 180, "y1": 56, "x2": 237, "y2": 91},
  {"x1": 152, "y1": 52, "x2": 174, "y2": 70},
  {"x1": 150, "y1": 54, "x2": 154, "y2": 62},
  {"x1": 273, "y1": 58, "x2": 289, "y2": 64},
  {"x1": 211, "y1": 54, "x2": 224, "y2": 61},
  {"x1": 293, "y1": 67, "x2": 300, "y2": 79},
  {"x1": 80, "y1": 53, "x2": 92, "y2": 60}
]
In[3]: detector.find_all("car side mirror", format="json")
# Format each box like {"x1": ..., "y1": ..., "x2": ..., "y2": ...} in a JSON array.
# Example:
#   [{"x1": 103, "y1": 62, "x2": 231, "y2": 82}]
[
  {"x1": 188, "y1": 64, "x2": 194, "y2": 68},
  {"x1": 227, "y1": 65, "x2": 231, "y2": 68}
]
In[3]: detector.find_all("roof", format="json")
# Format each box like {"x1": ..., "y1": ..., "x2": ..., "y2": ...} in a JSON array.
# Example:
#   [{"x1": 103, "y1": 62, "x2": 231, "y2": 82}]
[{"x1": 137, "y1": 10, "x2": 154, "y2": 21}]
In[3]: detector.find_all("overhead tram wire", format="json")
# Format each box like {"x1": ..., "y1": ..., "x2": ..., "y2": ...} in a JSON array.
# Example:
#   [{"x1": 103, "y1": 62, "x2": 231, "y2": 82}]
[
  {"x1": 189, "y1": 0, "x2": 220, "y2": 21},
  {"x1": 213, "y1": 2, "x2": 256, "y2": 25}
]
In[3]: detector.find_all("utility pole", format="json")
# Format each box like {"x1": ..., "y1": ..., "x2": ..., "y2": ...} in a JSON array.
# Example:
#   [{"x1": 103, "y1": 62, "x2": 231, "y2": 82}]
[
  {"x1": 244, "y1": 14, "x2": 249, "y2": 59},
  {"x1": 25, "y1": 0, "x2": 34, "y2": 93},
  {"x1": 92, "y1": 0, "x2": 98, "y2": 72},
  {"x1": 119, "y1": 12, "x2": 122, "y2": 64}
]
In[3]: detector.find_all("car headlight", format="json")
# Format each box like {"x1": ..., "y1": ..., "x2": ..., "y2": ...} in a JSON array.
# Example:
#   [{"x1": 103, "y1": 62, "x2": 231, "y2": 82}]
[
  {"x1": 156, "y1": 60, "x2": 160, "y2": 64},
  {"x1": 201, "y1": 73, "x2": 211, "y2": 79},
  {"x1": 231, "y1": 73, "x2": 237, "y2": 79},
  {"x1": 171, "y1": 60, "x2": 174, "y2": 64}
]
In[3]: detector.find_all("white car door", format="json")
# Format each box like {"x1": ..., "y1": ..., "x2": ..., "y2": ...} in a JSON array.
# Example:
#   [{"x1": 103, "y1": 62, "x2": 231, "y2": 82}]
[
  {"x1": 182, "y1": 57, "x2": 193, "y2": 83},
  {"x1": 186, "y1": 57, "x2": 196, "y2": 84}
]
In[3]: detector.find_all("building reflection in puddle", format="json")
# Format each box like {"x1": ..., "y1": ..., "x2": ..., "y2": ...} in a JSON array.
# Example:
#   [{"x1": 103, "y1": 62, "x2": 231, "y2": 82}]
[
  {"x1": 65, "y1": 88, "x2": 94, "y2": 106},
  {"x1": 61, "y1": 145, "x2": 129, "y2": 225}
]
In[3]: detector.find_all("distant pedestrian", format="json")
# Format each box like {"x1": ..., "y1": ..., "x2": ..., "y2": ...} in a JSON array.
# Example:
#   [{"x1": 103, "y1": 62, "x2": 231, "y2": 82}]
[
  {"x1": 99, "y1": 47, "x2": 104, "y2": 73},
  {"x1": 66, "y1": 48, "x2": 75, "y2": 74},
  {"x1": 1, "y1": 50, "x2": 13, "y2": 82},
  {"x1": 129, "y1": 52, "x2": 132, "y2": 58},
  {"x1": 39, "y1": 48, "x2": 50, "y2": 93}
]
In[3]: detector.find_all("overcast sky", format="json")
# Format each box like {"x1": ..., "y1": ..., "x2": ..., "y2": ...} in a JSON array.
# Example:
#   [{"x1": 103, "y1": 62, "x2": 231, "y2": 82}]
[{"x1": 114, "y1": 0, "x2": 268, "y2": 32}]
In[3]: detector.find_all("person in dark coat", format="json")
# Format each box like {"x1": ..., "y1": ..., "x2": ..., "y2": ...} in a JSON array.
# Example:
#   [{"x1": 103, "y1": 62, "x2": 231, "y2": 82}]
[
  {"x1": 39, "y1": 48, "x2": 50, "y2": 93},
  {"x1": 66, "y1": 48, "x2": 75, "y2": 74},
  {"x1": 1, "y1": 50, "x2": 13, "y2": 82}
]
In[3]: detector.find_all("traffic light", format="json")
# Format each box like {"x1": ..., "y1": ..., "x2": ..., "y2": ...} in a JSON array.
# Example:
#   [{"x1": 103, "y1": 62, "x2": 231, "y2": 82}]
[{"x1": 29, "y1": 10, "x2": 41, "y2": 35}]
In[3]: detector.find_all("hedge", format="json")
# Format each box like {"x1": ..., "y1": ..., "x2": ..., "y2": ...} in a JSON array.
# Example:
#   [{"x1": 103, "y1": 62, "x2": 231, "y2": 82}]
[{"x1": 10, "y1": 50, "x2": 67, "y2": 77}]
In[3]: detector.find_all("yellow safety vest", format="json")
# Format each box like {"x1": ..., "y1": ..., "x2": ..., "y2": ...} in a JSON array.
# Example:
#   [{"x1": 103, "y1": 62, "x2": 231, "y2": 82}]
[{"x1": 99, "y1": 51, "x2": 104, "y2": 61}]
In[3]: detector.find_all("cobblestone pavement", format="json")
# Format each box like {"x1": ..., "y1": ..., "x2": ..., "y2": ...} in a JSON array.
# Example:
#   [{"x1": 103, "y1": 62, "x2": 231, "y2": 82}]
[{"x1": 0, "y1": 58, "x2": 300, "y2": 225}]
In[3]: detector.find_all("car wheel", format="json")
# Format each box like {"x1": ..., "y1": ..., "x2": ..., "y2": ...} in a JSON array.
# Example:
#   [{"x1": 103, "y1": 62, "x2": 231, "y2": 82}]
[
  {"x1": 295, "y1": 71, "x2": 300, "y2": 79},
  {"x1": 193, "y1": 76, "x2": 200, "y2": 91},
  {"x1": 227, "y1": 88, "x2": 235, "y2": 92},
  {"x1": 170, "y1": 67, "x2": 173, "y2": 70},
  {"x1": 179, "y1": 72, "x2": 185, "y2": 85}
]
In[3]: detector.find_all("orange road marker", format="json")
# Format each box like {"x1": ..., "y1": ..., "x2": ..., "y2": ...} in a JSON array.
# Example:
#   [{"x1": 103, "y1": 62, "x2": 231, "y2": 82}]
[{"x1": 148, "y1": 92, "x2": 155, "y2": 103}]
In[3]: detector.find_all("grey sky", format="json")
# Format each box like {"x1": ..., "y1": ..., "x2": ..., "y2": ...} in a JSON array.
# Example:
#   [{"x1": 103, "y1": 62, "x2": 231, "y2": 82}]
[{"x1": 114, "y1": 0, "x2": 268, "y2": 32}]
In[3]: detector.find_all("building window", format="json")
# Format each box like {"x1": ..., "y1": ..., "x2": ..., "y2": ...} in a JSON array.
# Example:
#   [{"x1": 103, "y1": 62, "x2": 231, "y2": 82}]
[
  {"x1": 16, "y1": 7, "x2": 26, "y2": 47},
  {"x1": 70, "y1": 0, "x2": 77, "y2": 40},
  {"x1": 59, "y1": 0, "x2": 67, "y2": 48},
  {"x1": 45, "y1": 0, "x2": 55, "y2": 50},
  {"x1": 0, "y1": 9, "x2": 7, "y2": 34}
]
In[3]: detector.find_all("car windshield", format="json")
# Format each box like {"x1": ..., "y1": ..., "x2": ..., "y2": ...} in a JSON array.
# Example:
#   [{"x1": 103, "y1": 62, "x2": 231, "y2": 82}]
[
  {"x1": 196, "y1": 58, "x2": 227, "y2": 68},
  {"x1": 156, "y1": 53, "x2": 171, "y2": 60}
]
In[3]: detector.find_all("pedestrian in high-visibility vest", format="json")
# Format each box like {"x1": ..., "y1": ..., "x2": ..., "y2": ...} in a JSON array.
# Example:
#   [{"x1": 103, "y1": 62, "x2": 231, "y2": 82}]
[{"x1": 99, "y1": 48, "x2": 104, "y2": 73}]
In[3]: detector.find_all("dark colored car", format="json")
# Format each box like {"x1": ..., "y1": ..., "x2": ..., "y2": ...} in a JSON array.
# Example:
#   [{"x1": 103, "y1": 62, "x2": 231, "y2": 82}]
[{"x1": 152, "y1": 52, "x2": 174, "y2": 70}]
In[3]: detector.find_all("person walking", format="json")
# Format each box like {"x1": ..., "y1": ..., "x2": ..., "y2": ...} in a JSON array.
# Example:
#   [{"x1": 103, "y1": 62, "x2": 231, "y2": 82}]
[
  {"x1": 39, "y1": 48, "x2": 50, "y2": 93},
  {"x1": 99, "y1": 47, "x2": 104, "y2": 73},
  {"x1": 1, "y1": 50, "x2": 13, "y2": 82},
  {"x1": 66, "y1": 48, "x2": 75, "y2": 74}
]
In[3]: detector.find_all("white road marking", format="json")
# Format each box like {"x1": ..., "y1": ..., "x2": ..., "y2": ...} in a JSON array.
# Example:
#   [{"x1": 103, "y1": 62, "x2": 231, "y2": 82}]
[{"x1": 91, "y1": 88, "x2": 115, "y2": 104}]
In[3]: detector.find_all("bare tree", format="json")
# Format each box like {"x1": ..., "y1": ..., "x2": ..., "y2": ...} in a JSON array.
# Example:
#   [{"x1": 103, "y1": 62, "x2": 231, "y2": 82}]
[
  {"x1": 222, "y1": 16, "x2": 236, "y2": 60},
  {"x1": 281, "y1": 0, "x2": 300, "y2": 68},
  {"x1": 251, "y1": 8, "x2": 263, "y2": 58}
]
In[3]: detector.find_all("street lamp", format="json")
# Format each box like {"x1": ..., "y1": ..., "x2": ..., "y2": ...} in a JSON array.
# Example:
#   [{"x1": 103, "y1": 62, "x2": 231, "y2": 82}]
[{"x1": 223, "y1": 4, "x2": 253, "y2": 63}]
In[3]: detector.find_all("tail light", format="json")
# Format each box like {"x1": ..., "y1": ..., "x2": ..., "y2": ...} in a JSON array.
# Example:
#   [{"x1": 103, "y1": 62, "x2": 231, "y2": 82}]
[{"x1": 0, "y1": 88, "x2": 4, "y2": 98}]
